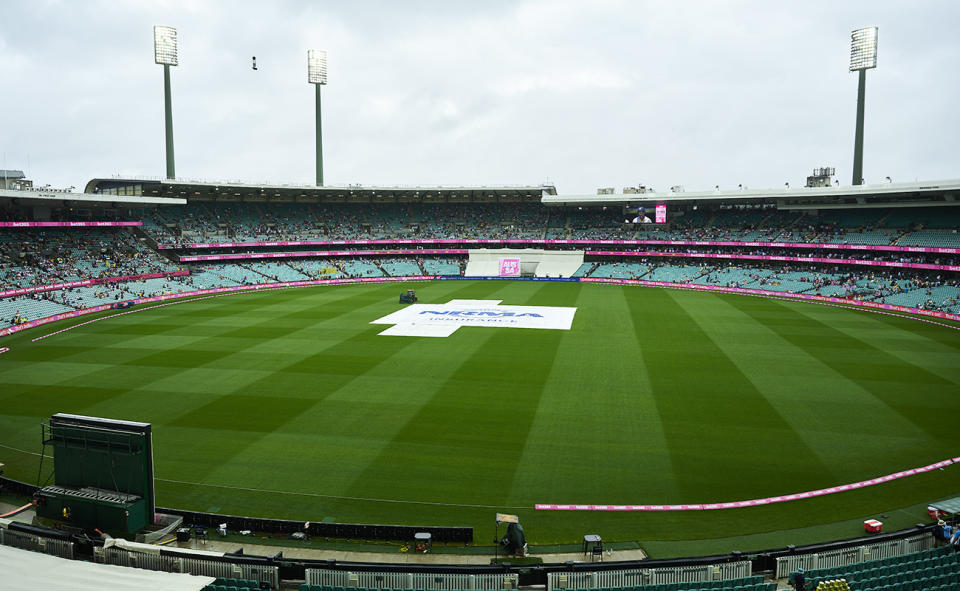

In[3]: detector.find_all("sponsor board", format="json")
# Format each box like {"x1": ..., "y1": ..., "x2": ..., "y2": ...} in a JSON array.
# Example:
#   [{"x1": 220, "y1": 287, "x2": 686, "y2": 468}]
[
  {"x1": 371, "y1": 299, "x2": 577, "y2": 337},
  {"x1": 498, "y1": 258, "x2": 521, "y2": 277}
]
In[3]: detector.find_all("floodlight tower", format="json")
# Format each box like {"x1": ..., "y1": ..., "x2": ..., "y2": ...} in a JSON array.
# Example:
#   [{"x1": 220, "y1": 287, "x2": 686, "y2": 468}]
[
  {"x1": 154, "y1": 26, "x2": 178, "y2": 180},
  {"x1": 849, "y1": 26, "x2": 878, "y2": 186},
  {"x1": 308, "y1": 50, "x2": 328, "y2": 186}
]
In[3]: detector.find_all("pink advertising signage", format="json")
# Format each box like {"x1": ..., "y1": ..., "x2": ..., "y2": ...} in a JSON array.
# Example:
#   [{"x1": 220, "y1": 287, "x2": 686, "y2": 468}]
[
  {"x1": 158, "y1": 237, "x2": 960, "y2": 256},
  {"x1": 179, "y1": 249, "x2": 466, "y2": 262},
  {"x1": 655, "y1": 204, "x2": 667, "y2": 224},
  {"x1": 498, "y1": 258, "x2": 521, "y2": 277},
  {"x1": 0, "y1": 221, "x2": 142, "y2": 228},
  {"x1": 585, "y1": 250, "x2": 960, "y2": 273}
]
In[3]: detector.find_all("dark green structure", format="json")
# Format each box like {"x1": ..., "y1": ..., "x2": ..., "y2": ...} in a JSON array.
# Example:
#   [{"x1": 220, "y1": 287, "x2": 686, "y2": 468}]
[
  {"x1": 164, "y1": 63, "x2": 176, "y2": 180},
  {"x1": 35, "y1": 414, "x2": 155, "y2": 534},
  {"x1": 315, "y1": 83, "x2": 324, "y2": 186}
]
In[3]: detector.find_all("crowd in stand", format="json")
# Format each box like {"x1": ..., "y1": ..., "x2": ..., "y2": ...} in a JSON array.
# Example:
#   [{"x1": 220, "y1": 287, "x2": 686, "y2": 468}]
[
  {"x1": 0, "y1": 229, "x2": 179, "y2": 290},
  {"x1": 587, "y1": 256, "x2": 960, "y2": 313},
  {"x1": 136, "y1": 202, "x2": 960, "y2": 250},
  {"x1": 2, "y1": 202, "x2": 960, "y2": 329}
]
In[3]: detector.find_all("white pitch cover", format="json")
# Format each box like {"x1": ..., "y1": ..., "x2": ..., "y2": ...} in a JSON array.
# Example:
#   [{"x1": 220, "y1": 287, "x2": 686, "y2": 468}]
[{"x1": 372, "y1": 299, "x2": 577, "y2": 337}]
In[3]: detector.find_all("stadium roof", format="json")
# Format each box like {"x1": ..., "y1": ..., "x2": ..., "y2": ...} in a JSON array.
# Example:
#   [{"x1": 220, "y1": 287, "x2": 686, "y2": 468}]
[
  {"x1": 84, "y1": 177, "x2": 553, "y2": 202},
  {"x1": 542, "y1": 178, "x2": 960, "y2": 209},
  {"x1": 0, "y1": 170, "x2": 25, "y2": 179},
  {"x1": 0, "y1": 186, "x2": 186, "y2": 206}
]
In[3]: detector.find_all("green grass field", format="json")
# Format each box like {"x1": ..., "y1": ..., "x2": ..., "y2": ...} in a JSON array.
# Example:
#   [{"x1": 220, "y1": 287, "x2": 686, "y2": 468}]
[{"x1": 2, "y1": 280, "x2": 959, "y2": 556}]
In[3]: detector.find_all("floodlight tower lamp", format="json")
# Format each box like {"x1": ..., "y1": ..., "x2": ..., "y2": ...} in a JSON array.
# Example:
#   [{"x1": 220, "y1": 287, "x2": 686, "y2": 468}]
[
  {"x1": 308, "y1": 50, "x2": 328, "y2": 186},
  {"x1": 154, "y1": 25, "x2": 178, "y2": 180},
  {"x1": 849, "y1": 26, "x2": 878, "y2": 186}
]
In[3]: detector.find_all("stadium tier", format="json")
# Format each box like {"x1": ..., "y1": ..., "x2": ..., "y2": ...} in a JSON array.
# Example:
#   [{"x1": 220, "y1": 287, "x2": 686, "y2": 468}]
[
  {"x1": 2, "y1": 185, "x2": 960, "y2": 591},
  {"x1": 119, "y1": 201, "x2": 960, "y2": 249},
  {"x1": 0, "y1": 228, "x2": 179, "y2": 290}
]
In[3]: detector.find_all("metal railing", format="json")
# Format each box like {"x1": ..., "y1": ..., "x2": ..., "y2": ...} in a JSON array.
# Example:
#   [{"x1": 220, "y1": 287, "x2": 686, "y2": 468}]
[
  {"x1": 0, "y1": 527, "x2": 75, "y2": 559},
  {"x1": 546, "y1": 561, "x2": 752, "y2": 591},
  {"x1": 305, "y1": 569, "x2": 519, "y2": 590},
  {"x1": 774, "y1": 532, "x2": 933, "y2": 579},
  {"x1": 97, "y1": 545, "x2": 279, "y2": 588}
]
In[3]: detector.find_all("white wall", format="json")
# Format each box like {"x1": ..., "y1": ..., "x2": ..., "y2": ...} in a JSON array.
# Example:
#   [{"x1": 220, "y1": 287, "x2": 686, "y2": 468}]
[{"x1": 465, "y1": 249, "x2": 584, "y2": 278}]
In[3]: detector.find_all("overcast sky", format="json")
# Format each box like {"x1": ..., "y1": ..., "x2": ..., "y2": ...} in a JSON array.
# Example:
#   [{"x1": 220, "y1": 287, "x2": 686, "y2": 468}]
[{"x1": 1, "y1": 0, "x2": 958, "y2": 194}]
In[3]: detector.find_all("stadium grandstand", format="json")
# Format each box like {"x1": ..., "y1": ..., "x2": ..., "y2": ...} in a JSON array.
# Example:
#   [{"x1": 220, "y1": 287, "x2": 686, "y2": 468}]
[
  {"x1": 3, "y1": 186, "x2": 960, "y2": 591},
  {"x1": 4, "y1": 177, "x2": 960, "y2": 329}
]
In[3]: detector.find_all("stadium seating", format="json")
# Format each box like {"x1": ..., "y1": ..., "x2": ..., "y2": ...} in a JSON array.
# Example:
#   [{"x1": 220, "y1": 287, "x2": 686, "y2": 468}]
[
  {"x1": 571, "y1": 262, "x2": 596, "y2": 278},
  {"x1": 380, "y1": 260, "x2": 422, "y2": 277},
  {"x1": 289, "y1": 260, "x2": 346, "y2": 279},
  {"x1": 134, "y1": 202, "x2": 960, "y2": 249},
  {"x1": 897, "y1": 231, "x2": 960, "y2": 247},
  {"x1": 692, "y1": 266, "x2": 767, "y2": 288},
  {"x1": 260, "y1": 262, "x2": 313, "y2": 282},
  {"x1": 643, "y1": 265, "x2": 709, "y2": 283},
  {"x1": 0, "y1": 295, "x2": 74, "y2": 324},
  {"x1": 341, "y1": 259, "x2": 384, "y2": 278},
  {"x1": 3, "y1": 198, "x2": 960, "y2": 330},
  {"x1": 0, "y1": 228, "x2": 178, "y2": 290},
  {"x1": 5, "y1": 254, "x2": 960, "y2": 330},
  {"x1": 422, "y1": 258, "x2": 461, "y2": 276},
  {"x1": 790, "y1": 545, "x2": 958, "y2": 591},
  {"x1": 590, "y1": 262, "x2": 650, "y2": 279}
]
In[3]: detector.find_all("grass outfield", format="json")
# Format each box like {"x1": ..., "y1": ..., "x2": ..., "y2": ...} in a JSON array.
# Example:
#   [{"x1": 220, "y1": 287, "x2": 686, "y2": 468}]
[{"x1": 1, "y1": 280, "x2": 960, "y2": 555}]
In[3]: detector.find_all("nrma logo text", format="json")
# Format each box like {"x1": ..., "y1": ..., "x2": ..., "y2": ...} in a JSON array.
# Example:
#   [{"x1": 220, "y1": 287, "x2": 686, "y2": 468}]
[
  {"x1": 371, "y1": 299, "x2": 576, "y2": 337},
  {"x1": 418, "y1": 310, "x2": 544, "y2": 318}
]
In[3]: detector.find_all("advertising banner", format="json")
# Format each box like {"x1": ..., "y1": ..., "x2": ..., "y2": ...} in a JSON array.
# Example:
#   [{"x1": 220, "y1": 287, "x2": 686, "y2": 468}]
[
  {"x1": 179, "y1": 249, "x2": 466, "y2": 262},
  {"x1": 498, "y1": 258, "x2": 521, "y2": 277},
  {"x1": 0, "y1": 221, "x2": 142, "y2": 228},
  {"x1": 159, "y1": 237, "x2": 960, "y2": 256},
  {"x1": 655, "y1": 203, "x2": 667, "y2": 223}
]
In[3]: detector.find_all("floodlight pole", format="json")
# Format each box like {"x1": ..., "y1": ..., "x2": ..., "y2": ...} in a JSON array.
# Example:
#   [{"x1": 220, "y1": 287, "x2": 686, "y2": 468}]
[
  {"x1": 849, "y1": 27, "x2": 877, "y2": 186},
  {"x1": 852, "y1": 69, "x2": 866, "y2": 186},
  {"x1": 163, "y1": 64, "x2": 176, "y2": 180},
  {"x1": 155, "y1": 25, "x2": 178, "y2": 180},
  {"x1": 308, "y1": 50, "x2": 327, "y2": 187},
  {"x1": 315, "y1": 83, "x2": 324, "y2": 186}
]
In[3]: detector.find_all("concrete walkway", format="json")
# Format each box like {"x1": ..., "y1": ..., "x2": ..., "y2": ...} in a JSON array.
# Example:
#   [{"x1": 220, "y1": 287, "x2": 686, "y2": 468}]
[
  {"x1": 182, "y1": 537, "x2": 646, "y2": 565},
  {"x1": 1, "y1": 501, "x2": 647, "y2": 565}
]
